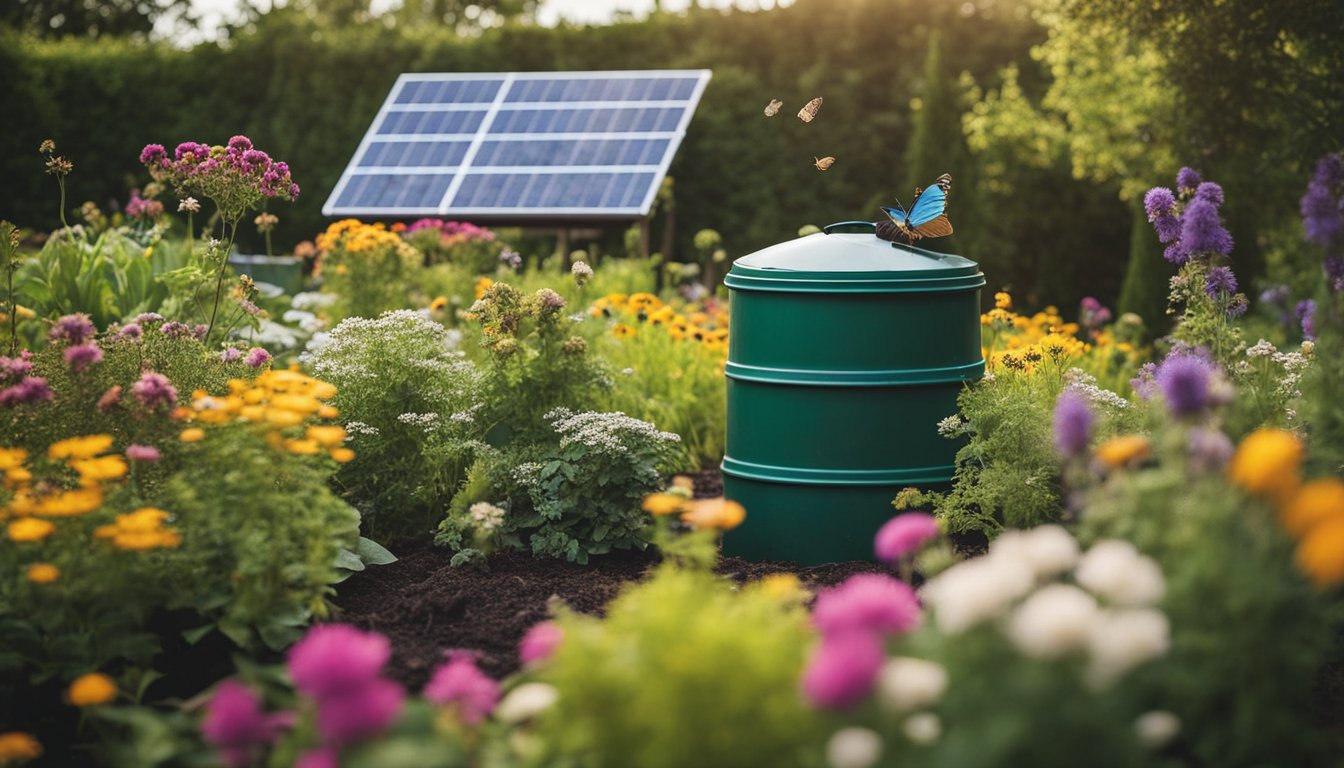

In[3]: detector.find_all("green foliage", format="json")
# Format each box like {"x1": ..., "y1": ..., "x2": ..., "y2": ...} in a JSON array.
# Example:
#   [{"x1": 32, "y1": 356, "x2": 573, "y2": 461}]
[
  {"x1": 535, "y1": 564, "x2": 822, "y2": 767},
  {"x1": 307, "y1": 310, "x2": 484, "y2": 540},
  {"x1": 1116, "y1": 202, "x2": 1170, "y2": 334},
  {"x1": 1301, "y1": 293, "x2": 1344, "y2": 474}
]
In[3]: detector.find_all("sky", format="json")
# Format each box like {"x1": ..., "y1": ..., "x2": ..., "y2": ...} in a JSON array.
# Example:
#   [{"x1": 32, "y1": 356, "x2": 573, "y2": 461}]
[{"x1": 180, "y1": 0, "x2": 788, "y2": 40}]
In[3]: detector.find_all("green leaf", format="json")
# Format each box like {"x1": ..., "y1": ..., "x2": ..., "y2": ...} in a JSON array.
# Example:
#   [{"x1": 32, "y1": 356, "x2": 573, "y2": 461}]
[
  {"x1": 355, "y1": 536, "x2": 398, "y2": 565},
  {"x1": 334, "y1": 548, "x2": 366, "y2": 573}
]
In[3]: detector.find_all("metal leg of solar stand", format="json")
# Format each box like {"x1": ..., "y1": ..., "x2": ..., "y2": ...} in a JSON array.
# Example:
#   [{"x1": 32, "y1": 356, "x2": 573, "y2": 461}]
[{"x1": 556, "y1": 228, "x2": 569, "y2": 262}]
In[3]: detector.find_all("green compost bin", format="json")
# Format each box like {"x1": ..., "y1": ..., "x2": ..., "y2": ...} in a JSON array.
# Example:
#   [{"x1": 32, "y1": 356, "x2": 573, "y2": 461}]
[{"x1": 721, "y1": 221, "x2": 985, "y2": 564}]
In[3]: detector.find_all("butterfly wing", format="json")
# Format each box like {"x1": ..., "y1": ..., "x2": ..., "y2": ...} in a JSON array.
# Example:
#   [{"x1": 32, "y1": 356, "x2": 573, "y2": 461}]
[
  {"x1": 880, "y1": 204, "x2": 909, "y2": 227},
  {"x1": 911, "y1": 214, "x2": 954, "y2": 238},
  {"x1": 798, "y1": 97, "x2": 823, "y2": 122},
  {"x1": 906, "y1": 184, "x2": 947, "y2": 228}
]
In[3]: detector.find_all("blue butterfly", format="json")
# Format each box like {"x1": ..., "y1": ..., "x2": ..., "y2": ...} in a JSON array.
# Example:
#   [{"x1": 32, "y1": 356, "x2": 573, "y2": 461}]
[{"x1": 880, "y1": 173, "x2": 954, "y2": 243}]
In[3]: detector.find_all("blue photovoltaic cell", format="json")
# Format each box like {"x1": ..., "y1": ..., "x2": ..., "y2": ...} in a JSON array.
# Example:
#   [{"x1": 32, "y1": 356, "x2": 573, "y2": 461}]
[
  {"x1": 451, "y1": 172, "x2": 653, "y2": 209},
  {"x1": 490, "y1": 108, "x2": 684, "y2": 134},
  {"x1": 376, "y1": 110, "x2": 487, "y2": 136},
  {"x1": 335, "y1": 174, "x2": 455, "y2": 209},
  {"x1": 473, "y1": 138, "x2": 669, "y2": 167},
  {"x1": 325, "y1": 70, "x2": 709, "y2": 217},
  {"x1": 358, "y1": 141, "x2": 471, "y2": 168}
]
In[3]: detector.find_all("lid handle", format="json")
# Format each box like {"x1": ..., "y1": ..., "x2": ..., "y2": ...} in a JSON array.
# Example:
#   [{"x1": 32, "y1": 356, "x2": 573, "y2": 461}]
[{"x1": 822, "y1": 220, "x2": 877, "y2": 235}]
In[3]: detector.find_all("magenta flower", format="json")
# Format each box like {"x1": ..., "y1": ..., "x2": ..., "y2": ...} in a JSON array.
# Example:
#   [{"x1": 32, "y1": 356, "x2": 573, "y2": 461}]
[
  {"x1": 64, "y1": 342, "x2": 103, "y2": 373},
  {"x1": 801, "y1": 630, "x2": 884, "y2": 710},
  {"x1": 134, "y1": 312, "x2": 164, "y2": 325},
  {"x1": 812, "y1": 574, "x2": 921, "y2": 637},
  {"x1": 1053, "y1": 388, "x2": 1096, "y2": 457},
  {"x1": 315, "y1": 679, "x2": 404, "y2": 745},
  {"x1": 288, "y1": 624, "x2": 391, "y2": 700},
  {"x1": 519, "y1": 621, "x2": 564, "y2": 665},
  {"x1": 228, "y1": 135, "x2": 253, "y2": 152},
  {"x1": 112, "y1": 323, "x2": 143, "y2": 341},
  {"x1": 295, "y1": 747, "x2": 340, "y2": 768},
  {"x1": 0, "y1": 355, "x2": 34, "y2": 384},
  {"x1": 126, "y1": 444, "x2": 161, "y2": 463},
  {"x1": 245, "y1": 348, "x2": 271, "y2": 368},
  {"x1": 139, "y1": 144, "x2": 167, "y2": 165},
  {"x1": 161, "y1": 321, "x2": 191, "y2": 338},
  {"x1": 131, "y1": 372, "x2": 178, "y2": 410},
  {"x1": 48, "y1": 313, "x2": 95, "y2": 346},
  {"x1": 423, "y1": 651, "x2": 500, "y2": 725},
  {"x1": 0, "y1": 377, "x2": 53, "y2": 407},
  {"x1": 874, "y1": 513, "x2": 939, "y2": 563},
  {"x1": 200, "y1": 680, "x2": 293, "y2": 768}
]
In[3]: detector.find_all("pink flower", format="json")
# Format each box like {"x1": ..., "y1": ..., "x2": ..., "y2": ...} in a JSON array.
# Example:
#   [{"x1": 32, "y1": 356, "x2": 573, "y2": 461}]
[
  {"x1": 874, "y1": 513, "x2": 940, "y2": 563},
  {"x1": 812, "y1": 574, "x2": 921, "y2": 637},
  {"x1": 220, "y1": 347, "x2": 242, "y2": 363},
  {"x1": 126, "y1": 444, "x2": 161, "y2": 462},
  {"x1": 64, "y1": 342, "x2": 103, "y2": 373},
  {"x1": 296, "y1": 747, "x2": 340, "y2": 768},
  {"x1": 200, "y1": 680, "x2": 293, "y2": 768},
  {"x1": 131, "y1": 371, "x2": 178, "y2": 410},
  {"x1": 0, "y1": 377, "x2": 53, "y2": 407},
  {"x1": 519, "y1": 621, "x2": 563, "y2": 665},
  {"x1": 423, "y1": 651, "x2": 500, "y2": 726},
  {"x1": 288, "y1": 624, "x2": 390, "y2": 700},
  {"x1": 97, "y1": 385, "x2": 122, "y2": 412},
  {"x1": 245, "y1": 348, "x2": 271, "y2": 368},
  {"x1": 801, "y1": 630, "x2": 885, "y2": 710},
  {"x1": 315, "y1": 679, "x2": 404, "y2": 745},
  {"x1": 48, "y1": 313, "x2": 95, "y2": 345}
]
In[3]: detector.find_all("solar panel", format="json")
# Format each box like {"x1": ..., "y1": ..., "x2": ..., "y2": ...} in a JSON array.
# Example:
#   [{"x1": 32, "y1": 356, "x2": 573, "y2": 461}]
[{"x1": 323, "y1": 70, "x2": 712, "y2": 220}]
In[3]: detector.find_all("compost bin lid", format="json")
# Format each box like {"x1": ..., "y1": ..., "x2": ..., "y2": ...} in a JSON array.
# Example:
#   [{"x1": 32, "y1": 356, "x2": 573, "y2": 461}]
[{"x1": 725, "y1": 221, "x2": 984, "y2": 293}]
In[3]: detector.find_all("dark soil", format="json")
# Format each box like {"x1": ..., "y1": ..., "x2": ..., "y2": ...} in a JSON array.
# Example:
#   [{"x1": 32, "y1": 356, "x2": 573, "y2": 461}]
[{"x1": 333, "y1": 466, "x2": 889, "y2": 689}]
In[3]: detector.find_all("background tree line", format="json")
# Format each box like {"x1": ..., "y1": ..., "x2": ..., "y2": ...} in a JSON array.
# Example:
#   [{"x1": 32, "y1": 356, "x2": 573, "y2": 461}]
[{"x1": 1, "y1": 0, "x2": 1339, "y2": 320}]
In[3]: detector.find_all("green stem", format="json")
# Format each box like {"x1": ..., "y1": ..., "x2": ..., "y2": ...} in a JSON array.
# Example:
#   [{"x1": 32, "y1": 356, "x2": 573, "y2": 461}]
[
  {"x1": 57, "y1": 177, "x2": 69, "y2": 235},
  {"x1": 7, "y1": 265, "x2": 16, "y2": 357},
  {"x1": 186, "y1": 212, "x2": 194, "y2": 259},
  {"x1": 205, "y1": 220, "x2": 237, "y2": 345}
]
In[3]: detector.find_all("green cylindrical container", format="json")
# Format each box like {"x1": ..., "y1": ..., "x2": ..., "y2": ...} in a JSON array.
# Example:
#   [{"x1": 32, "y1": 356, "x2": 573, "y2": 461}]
[{"x1": 721, "y1": 222, "x2": 984, "y2": 564}]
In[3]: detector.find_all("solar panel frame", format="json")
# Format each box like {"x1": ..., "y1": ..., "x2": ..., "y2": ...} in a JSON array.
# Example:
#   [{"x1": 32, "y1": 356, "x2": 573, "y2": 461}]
[{"x1": 323, "y1": 70, "x2": 712, "y2": 221}]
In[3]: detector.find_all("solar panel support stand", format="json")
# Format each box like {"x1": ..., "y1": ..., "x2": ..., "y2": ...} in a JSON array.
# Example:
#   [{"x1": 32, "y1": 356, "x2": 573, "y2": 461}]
[
  {"x1": 556, "y1": 228, "x2": 570, "y2": 260},
  {"x1": 639, "y1": 217, "x2": 651, "y2": 259}
]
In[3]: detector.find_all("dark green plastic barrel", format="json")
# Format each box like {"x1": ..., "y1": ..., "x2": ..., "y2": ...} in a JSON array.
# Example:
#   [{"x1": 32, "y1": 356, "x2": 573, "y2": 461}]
[{"x1": 721, "y1": 223, "x2": 984, "y2": 564}]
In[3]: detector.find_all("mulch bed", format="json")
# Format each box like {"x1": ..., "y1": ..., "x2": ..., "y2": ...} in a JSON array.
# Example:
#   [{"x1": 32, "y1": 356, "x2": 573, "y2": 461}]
[{"x1": 333, "y1": 467, "x2": 888, "y2": 688}]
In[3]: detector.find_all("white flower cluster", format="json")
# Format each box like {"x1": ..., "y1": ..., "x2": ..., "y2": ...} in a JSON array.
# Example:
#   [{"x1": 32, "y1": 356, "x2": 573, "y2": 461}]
[
  {"x1": 291, "y1": 291, "x2": 338, "y2": 311},
  {"x1": 544, "y1": 407, "x2": 681, "y2": 455},
  {"x1": 469, "y1": 501, "x2": 506, "y2": 532},
  {"x1": 282, "y1": 309, "x2": 324, "y2": 333},
  {"x1": 306, "y1": 311, "x2": 453, "y2": 377},
  {"x1": 919, "y1": 526, "x2": 1169, "y2": 689},
  {"x1": 449, "y1": 403, "x2": 483, "y2": 424},
  {"x1": 344, "y1": 421, "x2": 379, "y2": 437},
  {"x1": 1245, "y1": 338, "x2": 1278, "y2": 358},
  {"x1": 396, "y1": 412, "x2": 441, "y2": 433},
  {"x1": 936, "y1": 415, "x2": 965, "y2": 437},
  {"x1": 1064, "y1": 368, "x2": 1129, "y2": 410}
]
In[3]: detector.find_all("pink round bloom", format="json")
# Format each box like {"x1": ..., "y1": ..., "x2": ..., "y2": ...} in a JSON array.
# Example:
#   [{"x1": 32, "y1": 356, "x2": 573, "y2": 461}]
[
  {"x1": 423, "y1": 651, "x2": 500, "y2": 726},
  {"x1": 131, "y1": 372, "x2": 178, "y2": 410},
  {"x1": 140, "y1": 144, "x2": 167, "y2": 165},
  {"x1": 812, "y1": 574, "x2": 921, "y2": 637},
  {"x1": 227, "y1": 135, "x2": 253, "y2": 152},
  {"x1": 288, "y1": 624, "x2": 391, "y2": 700},
  {"x1": 97, "y1": 385, "x2": 123, "y2": 412},
  {"x1": 519, "y1": 621, "x2": 563, "y2": 665},
  {"x1": 220, "y1": 347, "x2": 243, "y2": 363},
  {"x1": 48, "y1": 313, "x2": 95, "y2": 345},
  {"x1": 801, "y1": 630, "x2": 885, "y2": 710},
  {"x1": 126, "y1": 444, "x2": 161, "y2": 463},
  {"x1": 0, "y1": 377, "x2": 53, "y2": 408},
  {"x1": 200, "y1": 680, "x2": 293, "y2": 768},
  {"x1": 113, "y1": 323, "x2": 143, "y2": 341},
  {"x1": 315, "y1": 679, "x2": 404, "y2": 745},
  {"x1": 64, "y1": 342, "x2": 103, "y2": 373},
  {"x1": 0, "y1": 355, "x2": 34, "y2": 384},
  {"x1": 874, "y1": 512, "x2": 940, "y2": 563},
  {"x1": 296, "y1": 747, "x2": 340, "y2": 768},
  {"x1": 245, "y1": 348, "x2": 272, "y2": 368}
]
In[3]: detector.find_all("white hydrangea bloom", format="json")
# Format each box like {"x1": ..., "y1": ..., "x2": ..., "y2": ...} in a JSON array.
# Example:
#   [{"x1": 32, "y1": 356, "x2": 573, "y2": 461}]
[
  {"x1": 495, "y1": 683, "x2": 559, "y2": 724},
  {"x1": 1006, "y1": 584, "x2": 1099, "y2": 659},
  {"x1": 825, "y1": 727, "x2": 883, "y2": 768},
  {"x1": 902, "y1": 713, "x2": 942, "y2": 746},
  {"x1": 469, "y1": 502, "x2": 506, "y2": 532},
  {"x1": 876, "y1": 657, "x2": 948, "y2": 713},
  {"x1": 920, "y1": 552, "x2": 1035, "y2": 634},
  {"x1": 990, "y1": 525, "x2": 1081, "y2": 580},
  {"x1": 1075, "y1": 540, "x2": 1165, "y2": 606},
  {"x1": 1086, "y1": 608, "x2": 1170, "y2": 688}
]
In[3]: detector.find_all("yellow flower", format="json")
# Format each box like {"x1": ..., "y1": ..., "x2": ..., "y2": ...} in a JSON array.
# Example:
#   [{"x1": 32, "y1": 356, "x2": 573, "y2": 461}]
[
  {"x1": 270, "y1": 393, "x2": 321, "y2": 414},
  {"x1": 8, "y1": 518, "x2": 55, "y2": 542},
  {"x1": 670, "y1": 475, "x2": 695, "y2": 492},
  {"x1": 94, "y1": 508, "x2": 181, "y2": 551},
  {"x1": 318, "y1": 405, "x2": 340, "y2": 419},
  {"x1": 1094, "y1": 435, "x2": 1151, "y2": 468},
  {"x1": 430, "y1": 296, "x2": 448, "y2": 311},
  {"x1": 36, "y1": 486, "x2": 103, "y2": 517},
  {"x1": 641, "y1": 493, "x2": 686, "y2": 516},
  {"x1": 14, "y1": 305, "x2": 36, "y2": 320},
  {"x1": 264, "y1": 408, "x2": 306, "y2": 428},
  {"x1": 474, "y1": 277, "x2": 495, "y2": 300},
  {"x1": 6, "y1": 467, "x2": 32, "y2": 484},
  {"x1": 1228, "y1": 428, "x2": 1303, "y2": 500},
  {"x1": 306, "y1": 426, "x2": 347, "y2": 447},
  {"x1": 1295, "y1": 515, "x2": 1344, "y2": 588},
  {"x1": 756, "y1": 573, "x2": 807, "y2": 602},
  {"x1": 26, "y1": 563, "x2": 60, "y2": 584},
  {"x1": 285, "y1": 439, "x2": 320, "y2": 455},
  {"x1": 48, "y1": 435, "x2": 114, "y2": 461},
  {"x1": 1280, "y1": 478, "x2": 1344, "y2": 538},
  {"x1": 0, "y1": 731, "x2": 42, "y2": 761},
  {"x1": 994, "y1": 291, "x2": 1012, "y2": 310},
  {"x1": 67, "y1": 673, "x2": 117, "y2": 706},
  {"x1": 330, "y1": 447, "x2": 356, "y2": 463},
  {"x1": 0, "y1": 448, "x2": 27, "y2": 470},
  {"x1": 70, "y1": 455, "x2": 128, "y2": 482},
  {"x1": 180, "y1": 428, "x2": 206, "y2": 443},
  {"x1": 680, "y1": 498, "x2": 746, "y2": 531},
  {"x1": 612, "y1": 323, "x2": 636, "y2": 339}
]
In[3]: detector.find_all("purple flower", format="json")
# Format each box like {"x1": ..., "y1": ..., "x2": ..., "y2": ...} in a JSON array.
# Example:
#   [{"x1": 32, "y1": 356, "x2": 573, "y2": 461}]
[
  {"x1": 1131, "y1": 362, "x2": 1159, "y2": 399},
  {"x1": 1053, "y1": 388, "x2": 1096, "y2": 457},
  {"x1": 139, "y1": 144, "x2": 167, "y2": 165},
  {"x1": 1188, "y1": 427, "x2": 1234, "y2": 473},
  {"x1": 288, "y1": 624, "x2": 391, "y2": 701},
  {"x1": 0, "y1": 377, "x2": 53, "y2": 407},
  {"x1": 175, "y1": 141, "x2": 211, "y2": 161},
  {"x1": 126, "y1": 444, "x2": 161, "y2": 462},
  {"x1": 200, "y1": 680, "x2": 293, "y2": 768},
  {"x1": 423, "y1": 651, "x2": 500, "y2": 725},
  {"x1": 1176, "y1": 167, "x2": 1202, "y2": 192},
  {"x1": 1204, "y1": 266, "x2": 1237, "y2": 297},
  {"x1": 161, "y1": 321, "x2": 192, "y2": 338},
  {"x1": 315, "y1": 679, "x2": 404, "y2": 745},
  {"x1": 64, "y1": 342, "x2": 103, "y2": 373},
  {"x1": 1194, "y1": 182, "x2": 1225, "y2": 206},
  {"x1": 113, "y1": 323, "x2": 143, "y2": 341},
  {"x1": 131, "y1": 371, "x2": 178, "y2": 410},
  {"x1": 801, "y1": 630, "x2": 884, "y2": 710},
  {"x1": 48, "y1": 313, "x2": 95, "y2": 345},
  {"x1": 812, "y1": 574, "x2": 921, "y2": 637},
  {"x1": 1297, "y1": 299, "x2": 1317, "y2": 340},
  {"x1": 519, "y1": 621, "x2": 564, "y2": 665},
  {"x1": 1179, "y1": 198, "x2": 1233, "y2": 256},
  {"x1": 1163, "y1": 242, "x2": 1190, "y2": 265},
  {"x1": 873, "y1": 513, "x2": 939, "y2": 563},
  {"x1": 220, "y1": 347, "x2": 243, "y2": 363},
  {"x1": 193, "y1": 324, "x2": 209, "y2": 340},
  {"x1": 245, "y1": 348, "x2": 271, "y2": 368},
  {"x1": 134, "y1": 312, "x2": 164, "y2": 325},
  {"x1": 0, "y1": 355, "x2": 33, "y2": 384},
  {"x1": 1302, "y1": 178, "x2": 1343, "y2": 247},
  {"x1": 1144, "y1": 187, "x2": 1175, "y2": 220},
  {"x1": 227, "y1": 135, "x2": 253, "y2": 152},
  {"x1": 1225, "y1": 294, "x2": 1249, "y2": 318},
  {"x1": 289, "y1": 183, "x2": 301, "y2": 201},
  {"x1": 1156, "y1": 353, "x2": 1215, "y2": 416}
]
